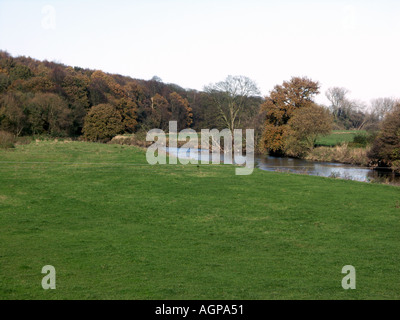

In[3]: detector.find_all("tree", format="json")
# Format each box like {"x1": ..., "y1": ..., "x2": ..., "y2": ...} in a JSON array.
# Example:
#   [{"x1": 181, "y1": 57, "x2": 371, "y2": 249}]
[
  {"x1": 189, "y1": 91, "x2": 223, "y2": 131},
  {"x1": 283, "y1": 104, "x2": 333, "y2": 157},
  {"x1": 169, "y1": 92, "x2": 193, "y2": 130},
  {"x1": 368, "y1": 103, "x2": 400, "y2": 172},
  {"x1": 28, "y1": 93, "x2": 71, "y2": 136},
  {"x1": 371, "y1": 97, "x2": 399, "y2": 120},
  {"x1": 325, "y1": 87, "x2": 353, "y2": 128},
  {"x1": 325, "y1": 87, "x2": 370, "y2": 130},
  {"x1": 9, "y1": 64, "x2": 33, "y2": 82},
  {"x1": 0, "y1": 91, "x2": 29, "y2": 136},
  {"x1": 148, "y1": 93, "x2": 170, "y2": 130},
  {"x1": 0, "y1": 73, "x2": 10, "y2": 93},
  {"x1": 11, "y1": 76, "x2": 56, "y2": 93},
  {"x1": 62, "y1": 73, "x2": 90, "y2": 109},
  {"x1": 261, "y1": 77, "x2": 320, "y2": 154},
  {"x1": 82, "y1": 104, "x2": 123, "y2": 142},
  {"x1": 205, "y1": 75, "x2": 260, "y2": 132},
  {"x1": 115, "y1": 98, "x2": 138, "y2": 133}
]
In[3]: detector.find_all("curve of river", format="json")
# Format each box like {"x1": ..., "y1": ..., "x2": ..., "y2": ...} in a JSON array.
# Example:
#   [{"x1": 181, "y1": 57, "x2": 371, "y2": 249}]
[{"x1": 165, "y1": 147, "x2": 400, "y2": 185}]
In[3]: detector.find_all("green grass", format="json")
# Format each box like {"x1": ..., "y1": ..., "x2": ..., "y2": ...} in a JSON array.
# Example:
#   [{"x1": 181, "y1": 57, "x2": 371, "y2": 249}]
[
  {"x1": 317, "y1": 130, "x2": 368, "y2": 147},
  {"x1": 1, "y1": 141, "x2": 400, "y2": 300}
]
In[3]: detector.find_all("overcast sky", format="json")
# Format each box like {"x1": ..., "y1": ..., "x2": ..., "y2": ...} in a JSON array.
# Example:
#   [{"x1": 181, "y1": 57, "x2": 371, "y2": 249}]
[{"x1": 0, "y1": 0, "x2": 399, "y2": 105}]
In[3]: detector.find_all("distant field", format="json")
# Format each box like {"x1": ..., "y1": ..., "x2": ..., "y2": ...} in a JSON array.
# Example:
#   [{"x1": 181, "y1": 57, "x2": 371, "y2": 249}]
[
  {"x1": 1, "y1": 141, "x2": 400, "y2": 299},
  {"x1": 316, "y1": 130, "x2": 368, "y2": 147}
]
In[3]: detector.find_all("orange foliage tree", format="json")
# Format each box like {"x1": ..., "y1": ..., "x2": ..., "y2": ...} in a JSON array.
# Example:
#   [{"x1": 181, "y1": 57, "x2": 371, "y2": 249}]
[
  {"x1": 169, "y1": 92, "x2": 193, "y2": 130},
  {"x1": 261, "y1": 77, "x2": 320, "y2": 154}
]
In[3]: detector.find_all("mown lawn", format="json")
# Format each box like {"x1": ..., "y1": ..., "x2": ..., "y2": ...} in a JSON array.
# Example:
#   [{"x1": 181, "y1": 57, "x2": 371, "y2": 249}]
[
  {"x1": 316, "y1": 130, "x2": 367, "y2": 147},
  {"x1": 0, "y1": 141, "x2": 399, "y2": 300}
]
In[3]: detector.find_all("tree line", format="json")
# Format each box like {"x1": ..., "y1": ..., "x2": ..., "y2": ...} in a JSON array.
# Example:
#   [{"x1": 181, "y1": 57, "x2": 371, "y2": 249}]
[{"x1": 1, "y1": 51, "x2": 399, "y2": 171}]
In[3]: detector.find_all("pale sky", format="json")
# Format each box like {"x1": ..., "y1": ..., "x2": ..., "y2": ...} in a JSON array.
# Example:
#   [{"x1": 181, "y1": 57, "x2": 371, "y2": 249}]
[{"x1": 0, "y1": 0, "x2": 399, "y2": 106}]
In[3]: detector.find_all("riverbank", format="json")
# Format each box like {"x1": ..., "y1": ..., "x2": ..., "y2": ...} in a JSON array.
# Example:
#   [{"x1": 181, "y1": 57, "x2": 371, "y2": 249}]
[{"x1": 305, "y1": 144, "x2": 370, "y2": 167}]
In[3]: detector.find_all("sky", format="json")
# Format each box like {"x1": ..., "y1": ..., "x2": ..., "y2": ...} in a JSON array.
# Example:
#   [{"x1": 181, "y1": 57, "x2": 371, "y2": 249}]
[{"x1": 0, "y1": 0, "x2": 399, "y2": 106}]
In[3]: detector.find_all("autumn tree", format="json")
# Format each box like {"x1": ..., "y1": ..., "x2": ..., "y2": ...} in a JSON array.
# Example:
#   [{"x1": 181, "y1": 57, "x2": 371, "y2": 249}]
[
  {"x1": 142, "y1": 93, "x2": 171, "y2": 130},
  {"x1": 283, "y1": 104, "x2": 333, "y2": 157},
  {"x1": 115, "y1": 98, "x2": 138, "y2": 133},
  {"x1": 0, "y1": 73, "x2": 10, "y2": 93},
  {"x1": 205, "y1": 75, "x2": 260, "y2": 132},
  {"x1": 189, "y1": 91, "x2": 222, "y2": 131},
  {"x1": 88, "y1": 71, "x2": 110, "y2": 106},
  {"x1": 368, "y1": 103, "x2": 400, "y2": 172},
  {"x1": 82, "y1": 104, "x2": 123, "y2": 142},
  {"x1": 28, "y1": 93, "x2": 71, "y2": 136},
  {"x1": 10, "y1": 76, "x2": 56, "y2": 93},
  {"x1": 169, "y1": 92, "x2": 193, "y2": 130},
  {"x1": 261, "y1": 77, "x2": 320, "y2": 154},
  {"x1": 9, "y1": 64, "x2": 33, "y2": 82},
  {"x1": 0, "y1": 91, "x2": 30, "y2": 136}
]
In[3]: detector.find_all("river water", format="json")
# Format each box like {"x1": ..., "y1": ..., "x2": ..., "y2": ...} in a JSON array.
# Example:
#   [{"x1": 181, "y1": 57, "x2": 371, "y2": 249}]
[
  {"x1": 165, "y1": 147, "x2": 400, "y2": 185},
  {"x1": 256, "y1": 155, "x2": 400, "y2": 184}
]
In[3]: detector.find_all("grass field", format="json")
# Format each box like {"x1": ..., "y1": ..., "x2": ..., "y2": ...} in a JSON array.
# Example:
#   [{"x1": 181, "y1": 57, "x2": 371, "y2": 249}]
[
  {"x1": 316, "y1": 130, "x2": 368, "y2": 147},
  {"x1": 1, "y1": 141, "x2": 400, "y2": 300}
]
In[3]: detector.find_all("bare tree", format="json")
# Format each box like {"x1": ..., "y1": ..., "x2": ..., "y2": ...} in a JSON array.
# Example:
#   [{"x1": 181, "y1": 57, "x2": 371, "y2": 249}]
[
  {"x1": 325, "y1": 87, "x2": 352, "y2": 121},
  {"x1": 371, "y1": 97, "x2": 399, "y2": 120},
  {"x1": 204, "y1": 75, "x2": 260, "y2": 132}
]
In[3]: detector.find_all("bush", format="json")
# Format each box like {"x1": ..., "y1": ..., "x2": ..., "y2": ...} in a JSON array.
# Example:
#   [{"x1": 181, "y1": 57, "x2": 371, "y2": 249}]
[
  {"x1": 82, "y1": 104, "x2": 123, "y2": 142},
  {"x1": 349, "y1": 134, "x2": 368, "y2": 148},
  {"x1": 0, "y1": 130, "x2": 16, "y2": 149},
  {"x1": 368, "y1": 104, "x2": 400, "y2": 171}
]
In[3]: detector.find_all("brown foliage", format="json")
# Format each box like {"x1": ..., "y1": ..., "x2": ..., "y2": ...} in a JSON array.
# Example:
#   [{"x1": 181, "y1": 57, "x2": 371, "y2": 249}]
[
  {"x1": 261, "y1": 77, "x2": 320, "y2": 154},
  {"x1": 28, "y1": 93, "x2": 71, "y2": 136},
  {"x1": 82, "y1": 104, "x2": 123, "y2": 142},
  {"x1": 368, "y1": 104, "x2": 400, "y2": 171},
  {"x1": 115, "y1": 98, "x2": 138, "y2": 133},
  {"x1": 0, "y1": 130, "x2": 16, "y2": 149},
  {"x1": 169, "y1": 92, "x2": 193, "y2": 130},
  {"x1": 284, "y1": 104, "x2": 333, "y2": 157}
]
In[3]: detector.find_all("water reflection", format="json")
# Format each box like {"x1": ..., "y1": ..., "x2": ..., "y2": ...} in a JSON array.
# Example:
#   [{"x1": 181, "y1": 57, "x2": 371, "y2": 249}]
[
  {"x1": 256, "y1": 156, "x2": 400, "y2": 184},
  {"x1": 164, "y1": 147, "x2": 400, "y2": 185}
]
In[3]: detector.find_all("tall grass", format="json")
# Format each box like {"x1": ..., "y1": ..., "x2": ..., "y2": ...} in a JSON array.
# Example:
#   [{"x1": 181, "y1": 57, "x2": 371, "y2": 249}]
[
  {"x1": 306, "y1": 143, "x2": 370, "y2": 166},
  {"x1": 0, "y1": 131, "x2": 16, "y2": 149}
]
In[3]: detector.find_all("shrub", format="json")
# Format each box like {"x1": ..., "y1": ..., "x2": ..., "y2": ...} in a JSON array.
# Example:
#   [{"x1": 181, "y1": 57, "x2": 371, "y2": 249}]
[
  {"x1": 82, "y1": 104, "x2": 123, "y2": 142},
  {"x1": 349, "y1": 134, "x2": 369, "y2": 148},
  {"x1": 0, "y1": 130, "x2": 16, "y2": 149},
  {"x1": 368, "y1": 104, "x2": 400, "y2": 171}
]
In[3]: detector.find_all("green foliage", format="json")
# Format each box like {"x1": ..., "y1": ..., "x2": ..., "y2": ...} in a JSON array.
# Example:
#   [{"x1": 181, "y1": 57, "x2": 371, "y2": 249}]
[
  {"x1": 83, "y1": 104, "x2": 123, "y2": 142},
  {"x1": 316, "y1": 130, "x2": 367, "y2": 147},
  {"x1": 349, "y1": 133, "x2": 370, "y2": 148}
]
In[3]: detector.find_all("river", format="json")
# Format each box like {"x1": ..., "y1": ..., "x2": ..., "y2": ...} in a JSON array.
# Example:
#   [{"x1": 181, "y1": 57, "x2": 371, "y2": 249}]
[{"x1": 165, "y1": 147, "x2": 400, "y2": 185}]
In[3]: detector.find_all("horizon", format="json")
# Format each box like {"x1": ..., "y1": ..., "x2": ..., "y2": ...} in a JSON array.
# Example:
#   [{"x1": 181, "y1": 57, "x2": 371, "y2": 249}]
[{"x1": 1, "y1": 0, "x2": 399, "y2": 106}]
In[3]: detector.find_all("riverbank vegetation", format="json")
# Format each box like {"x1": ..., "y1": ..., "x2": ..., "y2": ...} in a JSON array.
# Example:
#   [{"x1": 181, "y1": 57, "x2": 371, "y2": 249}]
[
  {"x1": 0, "y1": 50, "x2": 399, "y2": 172},
  {"x1": 1, "y1": 141, "x2": 400, "y2": 299}
]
